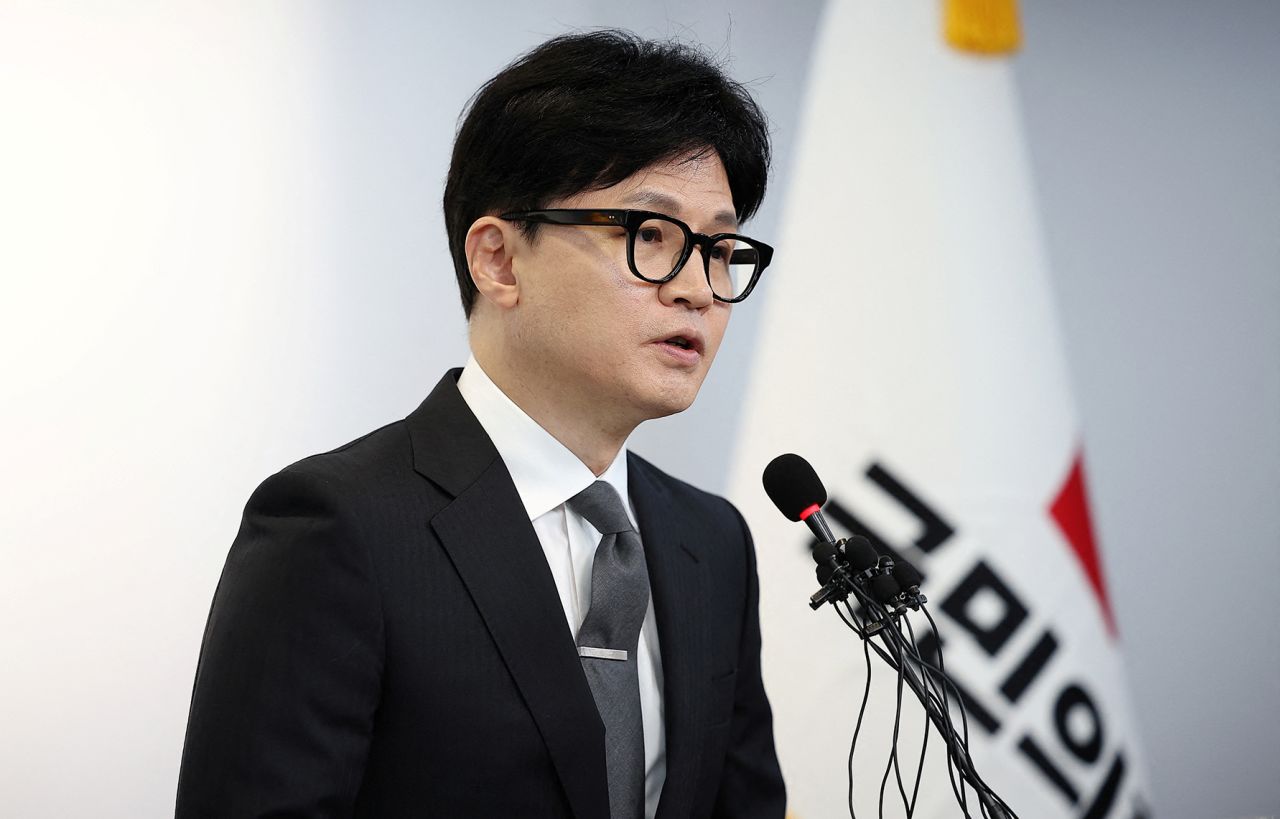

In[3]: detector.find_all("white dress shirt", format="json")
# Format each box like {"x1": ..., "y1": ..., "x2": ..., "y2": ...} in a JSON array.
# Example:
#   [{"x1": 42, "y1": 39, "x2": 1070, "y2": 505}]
[{"x1": 457, "y1": 356, "x2": 666, "y2": 818}]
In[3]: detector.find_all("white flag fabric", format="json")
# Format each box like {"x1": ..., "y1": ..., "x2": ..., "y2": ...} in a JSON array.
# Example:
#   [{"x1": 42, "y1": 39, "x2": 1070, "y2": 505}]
[{"x1": 728, "y1": 3, "x2": 1150, "y2": 817}]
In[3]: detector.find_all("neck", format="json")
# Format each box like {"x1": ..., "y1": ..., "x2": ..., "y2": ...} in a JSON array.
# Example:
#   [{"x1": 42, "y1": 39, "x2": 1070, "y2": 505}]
[{"x1": 472, "y1": 346, "x2": 635, "y2": 477}]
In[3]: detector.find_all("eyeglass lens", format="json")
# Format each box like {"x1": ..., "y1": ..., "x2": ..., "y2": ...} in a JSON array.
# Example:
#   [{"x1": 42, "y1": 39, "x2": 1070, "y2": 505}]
[{"x1": 633, "y1": 215, "x2": 759, "y2": 301}]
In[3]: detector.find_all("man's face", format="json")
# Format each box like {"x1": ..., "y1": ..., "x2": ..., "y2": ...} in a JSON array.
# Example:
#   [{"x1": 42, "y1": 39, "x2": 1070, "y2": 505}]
[{"x1": 506, "y1": 151, "x2": 737, "y2": 431}]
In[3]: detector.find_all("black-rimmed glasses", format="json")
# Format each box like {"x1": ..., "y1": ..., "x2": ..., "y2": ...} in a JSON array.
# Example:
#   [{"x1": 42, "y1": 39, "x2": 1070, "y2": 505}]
[{"x1": 499, "y1": 209, "x2": 773, "y2": 303}]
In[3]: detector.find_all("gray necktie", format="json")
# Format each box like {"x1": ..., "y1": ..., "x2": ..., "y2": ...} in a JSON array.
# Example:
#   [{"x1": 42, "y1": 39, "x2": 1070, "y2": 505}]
[{"x1": 568, "y1": 481, "x2": 650, "y2": 819}]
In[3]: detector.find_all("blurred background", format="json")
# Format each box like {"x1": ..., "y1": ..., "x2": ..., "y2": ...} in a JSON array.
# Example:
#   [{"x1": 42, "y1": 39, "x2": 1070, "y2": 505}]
[{"x1": 1, "y1": 1, "x2": 1275, "y2": 816}]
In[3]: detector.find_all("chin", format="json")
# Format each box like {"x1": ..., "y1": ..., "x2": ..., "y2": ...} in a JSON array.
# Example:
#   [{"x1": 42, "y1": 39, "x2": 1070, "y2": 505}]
[
  {"x1": 631, "y1": 380, "x2": 702, "y2": 421},
  {"x1": 642, "y1": 400, "x2": 692, "y2": 421}
]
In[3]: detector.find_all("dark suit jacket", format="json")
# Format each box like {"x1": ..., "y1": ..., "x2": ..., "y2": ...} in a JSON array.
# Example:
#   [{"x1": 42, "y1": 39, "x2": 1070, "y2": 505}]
[{"x1": 177, "y1": 370, "x2": 785, "y2": 817}]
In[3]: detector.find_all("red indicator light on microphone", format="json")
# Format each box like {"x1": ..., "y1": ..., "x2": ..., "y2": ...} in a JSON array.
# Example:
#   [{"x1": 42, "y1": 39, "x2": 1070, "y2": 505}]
[{"x1": 799, "y1": 503, "x2": 821, "y2": 521}]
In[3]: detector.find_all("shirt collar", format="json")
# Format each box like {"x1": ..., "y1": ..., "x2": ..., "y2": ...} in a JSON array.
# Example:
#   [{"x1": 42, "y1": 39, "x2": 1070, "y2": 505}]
[{"x1": 457, "y1": 355, "x2": 632, "y2": 524}]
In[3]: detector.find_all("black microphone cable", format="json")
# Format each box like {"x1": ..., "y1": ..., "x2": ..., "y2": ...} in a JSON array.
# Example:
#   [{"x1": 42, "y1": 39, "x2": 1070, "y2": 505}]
[
  {"x1": 862, "y1": 595, "x2": 986, "y2": 819},
  {"x1": 860, "y1": 580, "x2": 914, "y2": 819},
  {"x1": 837, "y1": 594, "x2": 985, "y2": 819},
  {"x1": 857, "y1": 550, "x2": 1013, "y2": 818},
  {"x1": 869, "y1": 598, "x2": 953, "y2": 819},
  {"x1": 883, "y1": 613, "x2": 983, "y2": 818},
  {"x1": 840, "y1": 585, "x2": 921, "y2": 819},
  {"x1": 834, "y1": 593, "x2": 875, "y2": 819},
  {"x1": 886, "y1": 606, "x2": 970, "y2": 815},
  {"x1": 865, "y1": 552, "x2": 978, "y2": 817},
  {"x1": 838, "y1": 582, "x2": 962, "y2": 819},
  {"x1": 762, "y1": 454, "x2": 1021, "y2": 819},
  {"x1": 901, "y1": 615, "x2": 931, "y2": 817},
  {"x1": 834, "y1": 588, "x2": 911, "y2": 819},
  {"x1": 918, "y1": 605, "x2": 973, "y2": 814},
  {"x1": 833, "y1": 588, "x2": 933, "y2": 819},
  {"x1": 829, "y1": 577, "x2": 993, "y2": 819},
  {"x1": 876, "y1": 637, "x2": 910, "y2": 819},
  {"x1": 876, "y1": 555, "x2": 934, "y2": 816},
  {"x1": 896, "y1": 606, "x2": 1020, "y2": 819},
  {"x1": 914, "y1": 603, "x2": 1019, "y2": 819}
]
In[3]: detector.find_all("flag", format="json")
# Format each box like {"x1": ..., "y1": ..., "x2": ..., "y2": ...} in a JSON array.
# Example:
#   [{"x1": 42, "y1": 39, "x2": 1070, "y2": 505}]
[{"x1": 728, "y1": 2, "x2": 1151, "y2": 816}]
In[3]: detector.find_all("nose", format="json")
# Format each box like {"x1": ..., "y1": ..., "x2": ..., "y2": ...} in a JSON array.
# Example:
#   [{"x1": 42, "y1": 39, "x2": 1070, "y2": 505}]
[{"x1": 658, "y1": 245, "x2": 715, "y2": 309}]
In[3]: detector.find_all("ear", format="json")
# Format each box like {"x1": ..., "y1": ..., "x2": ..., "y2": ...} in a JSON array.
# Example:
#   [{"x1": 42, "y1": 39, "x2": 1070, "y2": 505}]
[{"x1": 465, "y1": 216, "x2": 522, "y2": 311}]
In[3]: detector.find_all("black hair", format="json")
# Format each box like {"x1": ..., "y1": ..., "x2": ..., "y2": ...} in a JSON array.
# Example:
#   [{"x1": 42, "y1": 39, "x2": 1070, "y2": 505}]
[{"x1": 443, "y1": 29, "x2": 771, "y2": 317}]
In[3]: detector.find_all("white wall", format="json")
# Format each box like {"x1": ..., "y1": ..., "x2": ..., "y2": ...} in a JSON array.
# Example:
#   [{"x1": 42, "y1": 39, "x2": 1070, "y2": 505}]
[
  {"x1": 1, "y1": 4, "x2": 353, "y2": 812},
  {"x1": 1, "y1": 2, "x2": 1275, "y2": 817}
]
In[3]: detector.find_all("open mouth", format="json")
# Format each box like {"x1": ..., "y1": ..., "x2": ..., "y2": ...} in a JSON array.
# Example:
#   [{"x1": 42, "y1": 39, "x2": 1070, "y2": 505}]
[{"x1": 655, "y1": 330, "x2": 703, "y2": 357}]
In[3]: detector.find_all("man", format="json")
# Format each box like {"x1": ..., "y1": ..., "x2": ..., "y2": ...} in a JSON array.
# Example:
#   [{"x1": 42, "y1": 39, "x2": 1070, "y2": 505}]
[{"x1": 178, "y1": 30, "x2": 784, "y2": 818}]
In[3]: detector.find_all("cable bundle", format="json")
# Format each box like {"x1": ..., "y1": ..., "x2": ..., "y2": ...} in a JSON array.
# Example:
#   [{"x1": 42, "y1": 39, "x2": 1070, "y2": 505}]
[{"x1": 764, "y1": 453, "x2": 1019, "y2": 819}]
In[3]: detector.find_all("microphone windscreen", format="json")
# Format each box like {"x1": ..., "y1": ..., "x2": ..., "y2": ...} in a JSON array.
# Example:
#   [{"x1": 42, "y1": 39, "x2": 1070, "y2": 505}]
[
  {"x1": 762, "y1": 454, "x2": 827, "y2": 521},
  {"x1": 892, "y1": 557, "x2": 924, "y2": 589},
  {"x1": 813, "y1": 542, "x2": 838, "y2": 585},
  {"x1": 812, "y1": 541, "x2": 838, "y2": 565},
  {"x1": 841, "y1": 536, "x2": 879, "y2": 571},
  {"x1": 870, "y1": 573, "x2": 902, "y2": 604}
]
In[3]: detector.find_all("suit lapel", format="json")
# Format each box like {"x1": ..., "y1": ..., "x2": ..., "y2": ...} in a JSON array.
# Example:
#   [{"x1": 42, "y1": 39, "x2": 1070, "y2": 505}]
[
  {"x1": 630, "y1": 455, "x2": 711, "y2": 819},
  {"x1": 408, "y1": 372, "x2": 609, "y2": 819}
]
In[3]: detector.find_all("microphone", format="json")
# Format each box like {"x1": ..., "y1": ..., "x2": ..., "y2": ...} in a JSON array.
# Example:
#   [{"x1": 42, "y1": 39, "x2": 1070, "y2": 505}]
[
  {"x1": 762, "y1": 453, "x2": 836, "y2": 543},
  {"x1": 890, "y1": 554, "x2": 926, "y2": 609},
  {"x1": 869, "y1": 570, "x2": 902, "y2": 605},
  {"x1": 892, "y1": 556, "x2": 924, "y2": 591},
  {"x1": 811, "y1": 541, "x2": 843, "y2": 586},
  {"x1": 760, "y1": 454, "x2": 1014, "y2": 816},
  {"x1": 844, "y1": 534, "x2": 900, "y2": 604},
  {"x1": 764, "y1": 454, "x2": 870, "y2": 609},
  {"x1": 840, "y1": 534, "x2": 880, "y2": 571},
  {"x1": 763, "y1": 455, "x2": 908, "y2": 609}
]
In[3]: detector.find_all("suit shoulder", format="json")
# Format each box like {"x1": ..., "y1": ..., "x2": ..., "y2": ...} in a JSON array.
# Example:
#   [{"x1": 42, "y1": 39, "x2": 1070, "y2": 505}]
[{"x1": 248, "y1": 419, "x2": 415, "y2": 512}]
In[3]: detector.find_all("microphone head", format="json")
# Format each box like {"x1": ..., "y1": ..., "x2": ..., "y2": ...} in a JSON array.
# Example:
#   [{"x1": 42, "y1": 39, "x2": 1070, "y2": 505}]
[
  {"x1": 841, "y1": 535, "x2": 880, "y2": 571},
  {"x1": 812, "y1": 541, "x2": 838, "y2": 565},
  {"x1": 869, "y1": 573, "x2": 902, "y2": 605},
  {"x1": 812, "y1": 542, "x2": 838, "y2": 585},
  {"x1": 892, "y1": 557, "x2": 924, "y2": 589},
  {"x1": 762, "y1": 454, "x2": 827, "y2": 521}
]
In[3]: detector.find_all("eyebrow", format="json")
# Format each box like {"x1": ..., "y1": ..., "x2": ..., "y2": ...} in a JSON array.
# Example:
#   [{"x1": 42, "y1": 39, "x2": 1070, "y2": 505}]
[{"x1": 620, "y1": 190, "x2": 739, "y2": 231}]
